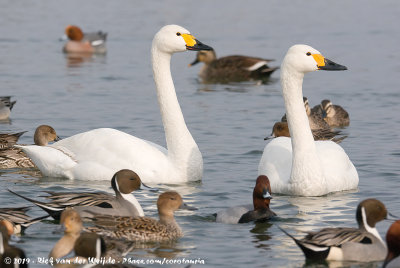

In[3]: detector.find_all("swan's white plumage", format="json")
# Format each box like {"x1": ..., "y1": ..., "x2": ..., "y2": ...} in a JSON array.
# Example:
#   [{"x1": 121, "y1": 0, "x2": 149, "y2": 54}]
[
  {"x1": 18, "y1": 25, "x2": 204, "y2": 184},
  {"x1": 258, "y1": 45, "x2": 358, "y2": 196}
]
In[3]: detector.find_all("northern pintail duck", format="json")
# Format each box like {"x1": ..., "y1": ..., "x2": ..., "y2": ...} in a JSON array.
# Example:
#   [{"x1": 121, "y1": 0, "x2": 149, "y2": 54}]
[
  {"x1": 0, "y1": 96, "x2": 16, "y2": 120},
  {"x1": 50, "y1": 208, "x2": 135, "y2": 262},
  {"x1": 280, "y1": 199, "x2": 388, "y2": 262},
  {"x1": 265, "y1": 122, "x2": 347, "y2": 143},
  {"x1": 17, "y1": 25, "x2": 212, "y2": 184},
  {"x1": 320, "y1": 99, "x2": 350, "y2": 127},
  {"x1": 189, "y1": 49, "x2": 278, "y2": 84},
  {"x1": 282, "y1": 97, "x2": 331, "y2": 131},
  {"x1": 0, "y1": 125, "x2": 59, "y2": 169},
  {"x1": 0, "y1": 223, "x2": 27, "y2": 268},
  {"x1": 0, "y1": 206, "x2": 48, "y2": 234},
  {"x1": 0, "y1": 131, "x2": 26, "y2": 149},
  {"x1": 384, "y1": 220, "x2": 400, "y2": 268},
  {"x1": 258, "y1": 45, "x2": 358, "y2": 196},
  {"x1": 9, "y1": 169, "x2": 145, "y2": 220},
  {"x1": 87, "y1": 191, "x2": 196, "y2": 242},
  {"x1": 62, "y1": 25, "x2": 107, "y2": 54},
  {"x1": 216, "y1": 175, "x2": 276, "y2": 224}
]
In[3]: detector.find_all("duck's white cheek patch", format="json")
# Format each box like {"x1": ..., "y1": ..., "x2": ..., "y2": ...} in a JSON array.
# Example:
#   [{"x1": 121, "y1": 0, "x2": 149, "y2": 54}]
[
  {"x1": 181, "y1": 34, "x2": 196, "y2": 47},
  {"x1": 312, "y1": 54, "x2": 325, "y2": 67}
]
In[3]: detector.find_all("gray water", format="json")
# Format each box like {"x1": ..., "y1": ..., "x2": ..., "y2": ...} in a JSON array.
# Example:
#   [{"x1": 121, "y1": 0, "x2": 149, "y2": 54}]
[{"x1": 1, "y1": 0, "x2": 400, "y2": 267}]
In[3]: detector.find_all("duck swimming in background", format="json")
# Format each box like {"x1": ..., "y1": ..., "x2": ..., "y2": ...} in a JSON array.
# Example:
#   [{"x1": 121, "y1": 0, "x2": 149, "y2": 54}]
[
  {"x1": 86, "y1": 191, "x2": 196, "y2": 243},
  {"x1": 9, "y1": 169, "x2": 145, "y2": 220},
  {"x1": 280, "y1": 199, "x2": 389, "y2": 262},
  {"x1": 258, "y1": 45, "x2": 358, "y2": 196},
  {"x1": 0, "y1": 125, "x2": 60, "y2": 169},
  {"x1": 0, "y1": 96, "x2": 16, "y2": 120},
  {"x1": 17, "y1": 25, "x2": 212, "y2": 184},
  {"x1": 384, "y1": 220, "x2": 400, "y2": 268},
  {"x1": 320, "y1": 99, "x2": 350, "y2": 127},
  {"x1": 266, "y1": 122, "x2": 346, "y2": 143},
  {"x1": 62, "y1": 25, "x2": 107, "y2": 54},
  {"x1": 215, "y1": 175, "x2": 276, "y2": 224},
  {"x1": 189, "y1": 49, "x2": 278, "y2": 84}
]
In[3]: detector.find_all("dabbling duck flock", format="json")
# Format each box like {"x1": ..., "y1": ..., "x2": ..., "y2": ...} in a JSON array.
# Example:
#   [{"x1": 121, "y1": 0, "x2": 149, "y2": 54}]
[{"x1": 0, "y1": 1, "x2": 399, "y2": 267}]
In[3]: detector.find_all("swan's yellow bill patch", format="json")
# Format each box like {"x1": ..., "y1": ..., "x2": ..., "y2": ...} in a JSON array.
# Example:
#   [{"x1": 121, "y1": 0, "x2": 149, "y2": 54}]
[
  {"x1": 312, "y1": 54, "x2": 325, "y2": 67},
  {"x1": 181, "y1": 34, "x2": 196, "y2": 47}
]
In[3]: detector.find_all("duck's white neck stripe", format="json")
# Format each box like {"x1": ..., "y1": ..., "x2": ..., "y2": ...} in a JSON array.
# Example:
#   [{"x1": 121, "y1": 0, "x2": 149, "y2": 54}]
[
  {"x1": 361, "y1": 207, "x2": 384, "y2": 245},
  {"x1": 0, "y1": 233, "x2": 4, "y2": 254},
  {"x1": 96, "y1": 238, "x2": 101, "y2": 259},
  {"x1": 115, "y1": 176, "x2": 144, "y2": 216}
]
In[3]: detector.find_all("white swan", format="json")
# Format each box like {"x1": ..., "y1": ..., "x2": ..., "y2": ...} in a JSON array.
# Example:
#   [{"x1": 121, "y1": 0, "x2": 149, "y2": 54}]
[
  {"x1": 17, "y1": 25, "x2": 212, "y2": 183},
  {"x1": 258, "y1": 45, "x2": 358, "y2": 196}
]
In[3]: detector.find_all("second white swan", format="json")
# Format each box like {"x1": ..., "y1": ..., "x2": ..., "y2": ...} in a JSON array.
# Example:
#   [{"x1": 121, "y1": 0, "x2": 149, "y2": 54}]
[{"x1": 258, "y1": 44, "x2": 358, "y2": 196}]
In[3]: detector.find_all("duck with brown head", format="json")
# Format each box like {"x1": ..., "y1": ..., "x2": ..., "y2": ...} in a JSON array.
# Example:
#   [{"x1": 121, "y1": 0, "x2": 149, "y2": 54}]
[
  {"x1": 216, "y1": 175, "x2": 276, "y2": 224},
  {"x1": 62, "y1": 25, "x2": 107, "y2": 54}
]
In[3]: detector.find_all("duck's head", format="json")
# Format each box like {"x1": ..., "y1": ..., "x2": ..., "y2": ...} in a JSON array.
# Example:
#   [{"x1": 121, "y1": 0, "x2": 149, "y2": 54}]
[
  {"x1": 356, "y1": 199, "x2": 387, "y2": 230},
  {"x1": 384, "y1": 220, "x2": 400, "y2": 267},
  {"x1": 60, "y1": 208, "x2": 83, "y2": 235},
  {"x1": 111, "y1": 169, "x2": 142, "y2": 194},
  {"x1": 34, "y1": 125, "x2": 60, "y2": 146},
  {"x1": 74, "y1": 233, "x2": 106, "y2": 259},
  {"x1": 157, "y1": 191, "x2": 196, "y2": 217},
  {"x1": 189, "y1": 49, "x2": 217, "y2": 66},
  {"x1": 65, "y1": 25, "x2": 84, "y2": 41},
  {"x1": 253, "y1": 175, "x2": 273, "y2": 210},
  {"x1": 0, "y1": 219, "x2": 14, "y2": 237},
  {"x1": 152, "y1": 25, "x2": 212, "y2": 54},
  {"x1": 265, "y1": 122, "x2": 290, "y2": 140},
  {"x1": 282, "y1": 44, "x2": 347, "y2": 74}
]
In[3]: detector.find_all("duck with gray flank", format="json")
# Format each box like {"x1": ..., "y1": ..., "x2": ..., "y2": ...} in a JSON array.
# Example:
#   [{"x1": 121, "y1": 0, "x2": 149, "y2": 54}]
[
  {"x1": 62, "y1": 25, "x2": 107, "y2": 54},
  {"x1": 320, "y1": 99, "x2": 350, "y2": 127},
  {"x1": 0, "y1": 207, "x2": 48, "y2": 235},
  {"x1": 280, "y1": 199, "x2": 389, "y2": 262},
  {"x1": 0, "y1": 222, "x2": 27, "y2": 268},
  {"x1": 86, "y1": 191, "x2": 195, "y2": 243},
  {"x1": 384, "y1": 220, "x2": 400, "y2": 268},
  {"x1": 266, "y1": 122, "x2": 347, "y2": 143},
  {"x1": 0, "y1": 125, "x2": 60, "y2": 169},
  {"x1": 216, "y1": 175, "x2": 276, "y2": 224},
  {"x1": 8, "y1": 169, "x2": 145, "y2": 220},
  {"x1": 282, "y1": 97, "x2": 331, "y2": 131},
  {"x1": 0, "y1": 96, "x2": 16, "y2": 120},
  {"x1": 189, "y1": 49, "x2": 278, "y2": 84}
]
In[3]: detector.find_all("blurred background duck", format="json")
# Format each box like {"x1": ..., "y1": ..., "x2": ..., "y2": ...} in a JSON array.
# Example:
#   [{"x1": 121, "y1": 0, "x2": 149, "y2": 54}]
[
  {"x1": 266, "y1": 122, "x2": 346, "y2": 143},
  {"x1": 0, "y1": 223, "x2": 27, "y2": 268},
  {"x1": 0, "y1": 125, "x2": 59, "y2": 169},
  {"x1": 0, "y1": 96, "x2": 16, "y2": 120},
  {"x1": 189, "y1": 49, "x2": 278, "y2": 84},
  {"x1": 319, "y1": 99, "x2": 350, "y2": 127},
  {"x1": 0, "y1": 207, "x2": 48, "y2": 235},
  {"x1": 62, "y1": 25, "x2": 107, "y2": 54}
]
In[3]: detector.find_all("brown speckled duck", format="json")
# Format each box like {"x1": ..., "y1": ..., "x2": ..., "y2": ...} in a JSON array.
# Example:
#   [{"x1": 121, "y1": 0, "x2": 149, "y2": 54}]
[
  {"x1": 87, "y1": 191, "x2": 196, "y2": 243},
  {"x1": 266, "y1": 122, "x2": 346, "y2": 143},
  {"x1": 189, "y1": 49, "x2": 278, "y2": 84},
  {"x1": 282, "y1": 97, "x2": 330, "y2": 131},
  {"x1": 320, "y1": 99, "x2": 350, "y2": 127},
  {"x1": 0, "y1": 125, "x2": 59, "y2": 169}
]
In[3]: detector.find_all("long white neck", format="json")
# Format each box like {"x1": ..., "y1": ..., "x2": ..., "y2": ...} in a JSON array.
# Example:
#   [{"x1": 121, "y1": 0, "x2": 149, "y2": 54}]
[
  {"x1": 280, "y1": 60, "x2": 325, "y2": 194},
  {"x1": 121, "y1": 193, "x2": 144, "y2": 216},
  {"x1": 151, "y1": 45, "x2": 202, "y2": 172}
]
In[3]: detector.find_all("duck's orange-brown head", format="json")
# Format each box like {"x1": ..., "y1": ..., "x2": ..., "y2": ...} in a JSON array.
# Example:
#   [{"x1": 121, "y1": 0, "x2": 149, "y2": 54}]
[
  {"x1": 65, "y1": 25, "x2": 84, "y2": 41},
  {"x1": 253, "y1": 175, "x2": 272, "y2": 210}
]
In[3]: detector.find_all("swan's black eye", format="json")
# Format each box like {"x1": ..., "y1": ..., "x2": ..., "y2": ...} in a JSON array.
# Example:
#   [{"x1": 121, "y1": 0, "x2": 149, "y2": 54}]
[
  {"x1": 306, "y1": 52, "x2": 312, "y2": 56},
  {"x1": 176, "y1": 32, "x2": 181, "y2": 36}
]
